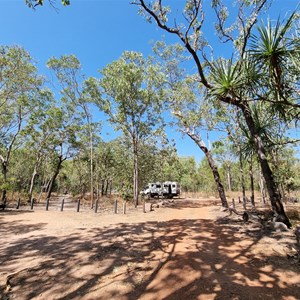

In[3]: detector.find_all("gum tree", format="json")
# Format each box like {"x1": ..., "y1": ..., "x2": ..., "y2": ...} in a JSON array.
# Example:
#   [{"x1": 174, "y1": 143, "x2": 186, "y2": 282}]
[
  {"x1": 132, "y1": 0, "x2": 300, "y2": 227},
  {"x1": 153, "y1": 41, "x2": 229, "y2": 207},
  {"x1": 85, "y1": 51, "x2": 163, "y2": 207},
  {"x1": 0, "y1": 46, "x2": 43, "y2": 202},
  {"x1": 47, "y1": 55, "x2": 97, "y2": 207}
]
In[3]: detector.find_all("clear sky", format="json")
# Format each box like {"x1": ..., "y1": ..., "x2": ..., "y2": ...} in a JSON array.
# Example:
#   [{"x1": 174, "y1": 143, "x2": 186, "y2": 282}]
[{"x1": 0, "y1": 0, "x2": 299, "y2": 162}]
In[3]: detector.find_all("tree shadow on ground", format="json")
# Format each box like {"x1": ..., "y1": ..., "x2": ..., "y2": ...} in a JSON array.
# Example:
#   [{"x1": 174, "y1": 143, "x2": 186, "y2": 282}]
[{"x1": 1, "y1": 211, "x2": 299, "y2": 300}]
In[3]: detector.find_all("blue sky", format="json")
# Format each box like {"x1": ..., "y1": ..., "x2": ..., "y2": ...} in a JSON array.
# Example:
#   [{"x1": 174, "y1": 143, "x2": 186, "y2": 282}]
[{"x1": 0, "y1": 0, "x2": 299, "y2": 162}]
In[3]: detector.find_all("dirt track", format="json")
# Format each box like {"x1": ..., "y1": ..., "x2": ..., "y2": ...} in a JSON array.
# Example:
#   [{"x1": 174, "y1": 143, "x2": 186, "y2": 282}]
[{"x1": 1, "y1": 199, "x2": 299, "y2": 300}]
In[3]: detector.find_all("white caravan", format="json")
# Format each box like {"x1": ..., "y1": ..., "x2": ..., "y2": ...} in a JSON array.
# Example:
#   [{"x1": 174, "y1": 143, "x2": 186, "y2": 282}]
[{"x1": 141, "y1": 181, "x2": 180, "y2": 199}]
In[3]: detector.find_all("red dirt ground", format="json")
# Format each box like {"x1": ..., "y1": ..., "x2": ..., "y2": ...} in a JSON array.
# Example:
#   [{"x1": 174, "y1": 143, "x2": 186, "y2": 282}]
[{"x1": 0, "y1": 198, "x2": 299, "y2": 300}]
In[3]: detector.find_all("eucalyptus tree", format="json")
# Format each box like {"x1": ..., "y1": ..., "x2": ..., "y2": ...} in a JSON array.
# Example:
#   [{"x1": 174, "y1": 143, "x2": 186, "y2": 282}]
[
  {"x1": 23, "y1": 88, "x2": 88, "y2": 201},
  {"x1": 132, "y1": 0, "x2": 300, "y2": 227},
  {"x1": 25, "y1": 0, "x2": 70, "y2": 8},
  {"x1": 213, "y1": 139, "x2": 236, "y2": 193},
  {"x1": 47, "y1": 55, "x2": 97, "y2": 206},
  {"x1": 0, "y1": 46, "x2": 43, "y2": 201},
  {"x1": 152, "y1": 41, "x2": 229, "y2": 207},
  {"x1": 171, "y1": 84, "x2": 229, "y2": 208},
  {"x1": 85, "y1": 51, "x2": 164, "y2": 207},
  {"x1": 93, "y1": 140, "x2": 117, "y2": 197},
  {"x1": 43, "y1": 102, "x2": 83, "y2": 199},
  {"x1": 22, "y1": 90, "x2": 57, "y2": 202}
]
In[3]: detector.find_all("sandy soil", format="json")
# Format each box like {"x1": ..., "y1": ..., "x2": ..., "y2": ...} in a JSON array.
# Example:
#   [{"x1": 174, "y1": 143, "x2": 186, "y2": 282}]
[{"x1": 0, "y1": 198, "x2": 299, "y2": 300}]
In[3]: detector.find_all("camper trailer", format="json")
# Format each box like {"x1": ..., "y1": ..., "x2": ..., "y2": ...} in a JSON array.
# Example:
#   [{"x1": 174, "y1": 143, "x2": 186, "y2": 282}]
[
  {"x1": 141, "y1": 181, "x2": 180, "y2": 199},
  {"x1": 162, "y1": 181, "x2": 181, "y2": 198}
]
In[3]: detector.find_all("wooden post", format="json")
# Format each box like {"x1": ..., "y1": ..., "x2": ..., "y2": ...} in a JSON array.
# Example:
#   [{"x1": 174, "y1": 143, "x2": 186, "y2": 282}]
[
  {"x1": 77, "y1": 199, "x2": 80, "y2": 212},
  {"x1": 232, "y1": 198, "x2": 235, "y2": 209},
  {"x1": 143, "y1": 200, "x2": 146, "y2": 213},
  {"x1": 30, "y1": 198, "x2": 34, "y2": 210},
  {"x1": 16, "y1": 198, "x2": 20, "y2": 209},
  {"x1": 123, "y1": 202, "x2": 126, "y2": 214},
  {"x1": 94, "y1": 199, "x2": 98, "y2": 213},
  {"x1": 114, "y1": 199, "x2": 118, "y2": 214},
  {"x1": 46, "y1": 198, "x2": 50, "y2": 211},
  {"x1": 60, "y1": 198, "x2": 65, "y2": 212},
  {"x1": 238, "y1": 196, "x2": 241, "y2": 203}
]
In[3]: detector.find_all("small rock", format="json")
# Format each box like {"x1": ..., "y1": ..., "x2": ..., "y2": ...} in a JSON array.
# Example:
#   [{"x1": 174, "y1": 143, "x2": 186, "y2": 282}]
[{"x1": 272, "y1": 221, "x2": 289, "y2": 232}]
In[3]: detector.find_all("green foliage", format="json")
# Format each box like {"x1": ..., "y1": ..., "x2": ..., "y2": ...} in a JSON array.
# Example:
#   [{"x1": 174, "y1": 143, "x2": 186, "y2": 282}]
[{"x1": 25, "y1": 0, "x2": 70, "y2": 9}]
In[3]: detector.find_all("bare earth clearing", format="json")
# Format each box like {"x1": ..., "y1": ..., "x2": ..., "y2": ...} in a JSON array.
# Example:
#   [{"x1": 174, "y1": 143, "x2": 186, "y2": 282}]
[{"x1": 0, "y1": 198, "x2": 299, "y2": 300}]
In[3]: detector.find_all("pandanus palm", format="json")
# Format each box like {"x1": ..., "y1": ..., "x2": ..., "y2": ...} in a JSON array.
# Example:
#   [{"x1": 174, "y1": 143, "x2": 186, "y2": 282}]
[
  {"x1": 208, "y1": 28, "x2": 295, "y2": 226},
  {"x1": 249, "y1": 13, "x2": 300, "y2": 115}
]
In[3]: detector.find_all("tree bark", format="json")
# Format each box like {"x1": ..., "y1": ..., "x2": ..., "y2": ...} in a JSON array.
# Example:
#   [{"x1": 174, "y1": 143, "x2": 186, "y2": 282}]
[
  {"x1": 226, "y1": 163, "x2": 232, "y2": 192},
  {"x1": 248, "y1": 157, "x2": 255, "y2": 207},
  {"x1": 133, "y1": 141, "x2": 139, "y2": 208},
  {"x1": 186, "y1": 131, "x2": 228, "y2": 208},
  {"x1": 1, "y1": 161, "x2": 7, "y2": 202},
  {"x1": 239, "y1": 153, "x2": 246, "y2": 210},
  {"x1": 101, "y1": 179, "x2": 105, "y2": 196},
  {"x1": 258, "y1": 169, "x2": 266, "y2": 204},
  {"x1": 28, "y1": 166, "x2": 38, "y2": 202},
  {"x1": 46, "y1": 155, "x2": 64, "y2": 199},
  {"x1": 241, "y1": 102, "x2": 291, "y2": 227}
]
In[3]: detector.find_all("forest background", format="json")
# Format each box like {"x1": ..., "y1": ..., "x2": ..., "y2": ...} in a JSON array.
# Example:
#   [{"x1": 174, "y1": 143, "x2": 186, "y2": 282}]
[{"x1": 1, "y1": 0, "x2": 300, "y2": 213}]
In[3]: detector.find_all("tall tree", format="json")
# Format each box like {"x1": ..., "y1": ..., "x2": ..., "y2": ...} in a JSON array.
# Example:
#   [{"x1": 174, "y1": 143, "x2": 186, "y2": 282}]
[
  {"x1": 22, "y1": 90, "x2": 56, "y2": 202},
  {"x1": 85, "y1": 51, "x2": 163, "y2": 207},
  {"x1": 152, "y1": 41, "x2": 228, "y2": 207},
  {"x1": 132, "y1": 0, "x2": 300, "y2": 227},
  {"x1": 0, "y1": 46, "x2": 43, "y2": 201},
  {"x1": 47, "y1": 55, "x2": 97, "y2": 207},
  {"x1": 43, "y1": 104, "x2": 83, "y2": 199}
]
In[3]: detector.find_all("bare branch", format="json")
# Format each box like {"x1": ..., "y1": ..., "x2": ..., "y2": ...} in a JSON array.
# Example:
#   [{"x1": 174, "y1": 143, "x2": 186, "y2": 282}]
[
  {"x1": 133, "y1": 0, "x2": 211, "y2": 88},
  {"x1": 240, "y1": 0, "x2": 268, "y2": 56}
]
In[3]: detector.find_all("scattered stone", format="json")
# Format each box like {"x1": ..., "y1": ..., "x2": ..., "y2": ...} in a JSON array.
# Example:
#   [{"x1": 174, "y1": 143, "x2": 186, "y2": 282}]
[
  {"x1": 243, "y1": 212, "x2": 249, "y2": 222},
  {"x1": 272, "y1": 221, "x2": 289, "y2": 232}
]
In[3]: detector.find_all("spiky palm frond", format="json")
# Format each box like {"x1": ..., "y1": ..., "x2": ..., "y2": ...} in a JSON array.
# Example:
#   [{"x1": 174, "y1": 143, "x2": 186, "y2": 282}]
[
  {"x1": 249, "y1": 13, "x2": 298, "y2": 96},
  {"x1": 208, "y1": 58, "x2": 245, "y2": 99}
]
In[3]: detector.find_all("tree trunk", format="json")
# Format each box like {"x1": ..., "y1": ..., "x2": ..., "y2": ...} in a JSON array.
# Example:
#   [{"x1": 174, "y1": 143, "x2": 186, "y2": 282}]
[
  {"x1": 105, "y1": 179, "x2": 109, "y2": 196},
  {"x1": 239, "y1": 153, "x2": 246, "y2": 210},
  {"x1": 28, "y1": 166, "x2": 38, "y2": 202},
  {"x1": 258, "y1": 169, "x2": 266, "y2": 204},
  {"x1": 186, "y1": 131, "x2": 228, "y2": 208},
  {"x1": 101, "y1": 179, "x2": 105, "y2": 196},
  {"x1": 226, "y1": 164, "x2": 232, "y2": 192},
  {"x1": 46, "y1": 156, "x2": 64, "y2": 199},
  {"x1": 109, "y1": 179, "x2": 112, "y2": 196},
  {"x1": 90, "y1": 135, "x2": 94, "y2": 208},
  {"x1": 249, "y1": 157, "x2": 255, "y2": 207},
  {"x1": 1, "y1": 161, "x2": 7, "y2": 202},
  {"x1": 241, "y1": 103, "x2": 291, "y2": 227},
  {"x1": 133, "y1": 144, "x2": 139, "y2": 208}
]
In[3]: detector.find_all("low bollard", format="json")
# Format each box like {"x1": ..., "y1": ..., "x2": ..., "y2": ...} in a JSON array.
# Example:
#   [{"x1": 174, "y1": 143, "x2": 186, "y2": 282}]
[
  {"x1": 123, "y1": 202, "x2": 126, "y2": 214},
  {"x1": 30, "y1": 199, "x2": 34, "y2": 210},
  {"x1": 232, "y1": 198, "x2": 235, "y2": 209},
  {"x1": 16, "y1": 198, "x2": 20, "y2": 209},
  {"x1": 46, "y1": 198, "x2": 50, "y2": 211},
  {"x1": 77, "y1": 199, "x2": 80, "y2": 212},
  {"x1": 143, "y1": 200, "x2": 146, "y2": 213},
  {"x1": 94, "y1": 199, "x2": 98, "y2": 213},
  {"x1": 60, "y1": 198, "x2": 65, "y2": 211}
]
